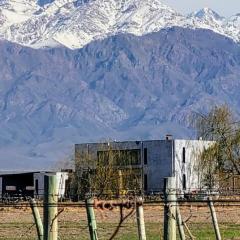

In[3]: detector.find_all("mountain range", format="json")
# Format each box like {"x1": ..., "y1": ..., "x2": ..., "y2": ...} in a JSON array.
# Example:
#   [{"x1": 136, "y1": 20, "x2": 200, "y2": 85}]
[
  {"x1": 0, "y1": 0, "x2": 240, "y2": 170},
  {"x1": 0, "y1": 0, "x2": 239, "y2": 49}
]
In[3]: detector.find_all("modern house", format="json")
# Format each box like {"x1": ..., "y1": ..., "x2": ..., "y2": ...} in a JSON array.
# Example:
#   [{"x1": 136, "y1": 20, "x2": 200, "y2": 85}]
[
  {"x1": 75, "y1": 136, "x2": 213, "y2": 194},
  {"x1": 0, "y1": 171, "x2": 69, "y2": 199}
]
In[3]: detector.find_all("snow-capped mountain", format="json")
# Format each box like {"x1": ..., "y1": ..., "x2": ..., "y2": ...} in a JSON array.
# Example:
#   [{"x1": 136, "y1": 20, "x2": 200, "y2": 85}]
[
  {"x1": 0, "y1": 0, "x2": 38, "y2": 27},
  {"x1": 189, "y1": 7, "x2": 224, "y2": 21},
  {"x1": 187, "y1": 7, "x2": 224, "y2": 31},
  {"x1": 0, "y1": 0, "x2": 239, "y2": 49},
  {"x1": 0, "y1": 27, "x2": 240, "y2": 170},
  {"x1": 0, "y1": 0, "x2": 240, "y2": 170},
  {"x1": 187, "y1": 8, "x2": 240, "y2": 43},
  {"x1": 223, "y1": 14, "x2": 240, "y2": 43}
]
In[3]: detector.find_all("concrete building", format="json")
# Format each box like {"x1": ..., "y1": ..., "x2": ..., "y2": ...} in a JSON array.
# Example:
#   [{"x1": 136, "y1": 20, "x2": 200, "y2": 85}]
[
  {"x1": 0, "y1": 171, "x2": 69, "y2": 199},
  {"x1": 75, "y1": 137, "x2": 212, "y2": 193}
]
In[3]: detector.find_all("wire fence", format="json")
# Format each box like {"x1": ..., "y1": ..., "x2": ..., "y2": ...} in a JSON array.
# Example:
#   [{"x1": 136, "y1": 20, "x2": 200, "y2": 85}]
[{"x1": 1, "y1": 193, "x2": 240, "y2": 240}]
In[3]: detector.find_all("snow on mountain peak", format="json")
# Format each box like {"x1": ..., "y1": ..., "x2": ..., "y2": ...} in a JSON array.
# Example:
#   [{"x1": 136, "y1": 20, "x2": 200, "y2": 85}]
[
  {"x1": 228, "y1": 13, "x2": 240, "y2": 25},
  {"x1": 187, "y1": 8, "x2": 240, "y2": 43},
  {"x1": 192, "y1": 7, "x2": 224, "y2": 21},
  {"x1": 223, "y1": 13, "x2": 240, "y2": 42},
  {"x1": 0, "y1": 0, "x2": 239, "y2": 49}
]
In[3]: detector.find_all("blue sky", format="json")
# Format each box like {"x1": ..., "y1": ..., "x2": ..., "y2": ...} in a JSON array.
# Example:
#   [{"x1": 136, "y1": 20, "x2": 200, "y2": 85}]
[{"x1": 161, "y1": 0, "x2": 240, "y2": 17}]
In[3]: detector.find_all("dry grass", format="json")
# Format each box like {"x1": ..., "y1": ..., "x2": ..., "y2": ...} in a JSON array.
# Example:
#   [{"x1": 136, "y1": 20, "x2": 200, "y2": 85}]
[{"x1": 1, "y1": 202, "x2": 240, "y2": 239}]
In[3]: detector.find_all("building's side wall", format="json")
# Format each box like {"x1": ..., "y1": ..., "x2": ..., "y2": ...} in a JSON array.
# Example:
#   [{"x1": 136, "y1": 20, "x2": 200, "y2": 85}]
[
  {"x1": 143, "y1": 140, "x2": 173, "y2": 192},
  {"x1": 34, "y1": 173, "x2": 45, "y2": 199},
  {"x1": 76, "y1": 141, "x2": 142, "y2": 162},
  {"x1": 75, "y1": 140, "x2": 174, "y2": 193},
  {"x1": 34, "y1": 172, "x2": 69, "y2": 199},
  {"x1": 56, "y1": 172, "x2": 69, "y2": 198},
  {"x1": 75, "y1": 141, "x2": 143, "y2": 193},
  {"x1": 174, "y1": 140, "x2": 213, "y2": 192}
]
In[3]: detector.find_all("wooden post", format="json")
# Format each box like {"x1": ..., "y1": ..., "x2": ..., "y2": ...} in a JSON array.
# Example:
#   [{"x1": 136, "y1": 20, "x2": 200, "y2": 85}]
[
  {"x1": 30, "y1": 198, "x2": 44, "y2": 240},
  {"x1": 118, "y1": 170, "x2": 123, "y2": 196},
  {"x1": 164, "y1": 177, "x2": 177, "y2": 240},
  {"x1": 85, "y1": 198, "x2": 98, "y2": 240},
  {"x1": 176, "y1": 203, "x2": 185, "y2": 240},
  {"x1": 136, "y1": 197, "x2": 146, "y2": 240},
  {"x1": 43, "y1": 175, "x2": 58, "y2": 240},
  {"x1": 208, "y1": 196, "x2": 221, "y2": 240}
]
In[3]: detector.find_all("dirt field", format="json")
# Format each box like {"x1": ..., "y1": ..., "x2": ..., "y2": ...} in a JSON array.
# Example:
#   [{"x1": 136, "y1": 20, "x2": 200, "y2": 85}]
[{"x1": 1, "y1": 202, "x2": 240, "y2": 239}]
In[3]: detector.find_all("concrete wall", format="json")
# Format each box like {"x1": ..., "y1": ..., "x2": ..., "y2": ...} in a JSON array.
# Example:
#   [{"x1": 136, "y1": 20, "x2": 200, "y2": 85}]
[
  {"x1": 33, "y1": 173, "x2": 45, "y2": 199},
  {"x1": 142, "y1": 140, "x2": 173, "y2": 192},
  {"x1": 75, "y1": 140, "x2": 174, "y2": 192},
  {"x1": 174, "y1": 140, "x2": 213, "y2": 192},
  {"x1": 75, "y1": 141, "x2": 143, "y2": 190},
  {"x1": 75, "y1": 139, "x2": 213, "y2": 193},
  {"x1": 33, "y1": 172, "x2": 69, "y2": 199},
  {"x1": 76, "y1": 141, "x2": 142, "y2": 161},
  {"x1": 56, "y1": 172, "x2": 69, "y2": 198}
]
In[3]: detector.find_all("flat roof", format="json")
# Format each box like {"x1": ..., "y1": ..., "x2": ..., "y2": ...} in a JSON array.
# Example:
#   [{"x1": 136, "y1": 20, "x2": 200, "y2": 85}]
[{"x1": 75, "y1": 139, "x2": 213, "y2": 146}]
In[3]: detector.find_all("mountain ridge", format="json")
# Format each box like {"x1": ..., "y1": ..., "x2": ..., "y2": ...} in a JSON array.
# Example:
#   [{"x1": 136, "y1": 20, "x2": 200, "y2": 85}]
[
  {"x1": 0, "y1": 27, "x2": 240, "y2": 169},
  {"x1": 0, "y1": 0, "x2": 239, "y2": 49}
]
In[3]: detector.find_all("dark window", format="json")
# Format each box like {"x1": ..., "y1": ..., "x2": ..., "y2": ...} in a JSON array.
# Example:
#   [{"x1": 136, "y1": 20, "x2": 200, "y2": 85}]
[
  {"x1": 182, "y1": 147, "x2": 186, "y2": 163},
  {"x1": 144, "y1": 148, "x2": 148, "y2": 165},
  {"x1": 35, "y1": 179, "x2": 39, "y2": 195},
  {"x1": 97, "y1": 149, "x2": 141, "y2": 166},
  {"x1": 183, "y1": 174, "x2": 186, "y2": 190},
  {"x1": 144, "y1": 174, "x2": 148, "y2": 191}
]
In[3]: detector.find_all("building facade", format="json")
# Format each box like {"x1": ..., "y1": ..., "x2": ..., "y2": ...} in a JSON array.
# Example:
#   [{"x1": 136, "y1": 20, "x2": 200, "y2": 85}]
[
  {"x1": 0, "y1": 171, "x2": 69, "y2": 199},
  {"x1": 75, "y1": 137, "x2": 212, "y2": 194}
]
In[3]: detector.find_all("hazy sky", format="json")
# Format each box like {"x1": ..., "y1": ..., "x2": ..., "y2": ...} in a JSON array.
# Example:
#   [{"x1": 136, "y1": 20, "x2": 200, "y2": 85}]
[{"x1": 161, "y1": 0, "x2": 240, "y2": 17}]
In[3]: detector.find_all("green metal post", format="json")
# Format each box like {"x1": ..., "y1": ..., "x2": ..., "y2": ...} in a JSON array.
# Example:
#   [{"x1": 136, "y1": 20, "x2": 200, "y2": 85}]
[
  {"x1": 43, "y1": 175, "x2": 58, "y2": 240},
  {"x1": 85, "y1": 198, "x2": 98, "y2": 240},
  {"x1": 30, "y1": 198, "x2": 44, "y2": 240}
]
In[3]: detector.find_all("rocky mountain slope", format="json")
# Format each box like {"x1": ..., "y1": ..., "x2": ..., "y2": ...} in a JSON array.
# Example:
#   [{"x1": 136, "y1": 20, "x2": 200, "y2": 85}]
[
  {"x1": 0, "y1": 0, "x2": 239, "y2": 49},
  {"x1": 0, "y1": 27, "x2": 240, "y2": 169}
]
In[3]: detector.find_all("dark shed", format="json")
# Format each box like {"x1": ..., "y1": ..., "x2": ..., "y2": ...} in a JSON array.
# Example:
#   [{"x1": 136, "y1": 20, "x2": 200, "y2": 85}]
[{"x1": 0, "y1": 172, "x2": 35, "y2": 198}]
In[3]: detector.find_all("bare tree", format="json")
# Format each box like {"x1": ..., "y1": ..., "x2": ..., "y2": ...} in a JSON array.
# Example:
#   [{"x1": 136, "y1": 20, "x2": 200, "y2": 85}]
[
  {"x1": 193, "y1": 105, "x2": 240, "y2": 190},
  {"x1": 72, "y1": 143, "x2": 142, "y2": 199}
]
